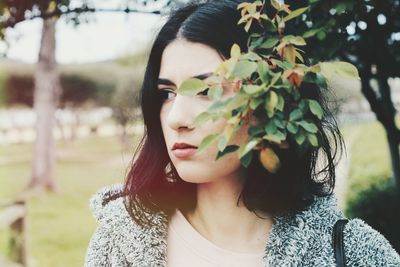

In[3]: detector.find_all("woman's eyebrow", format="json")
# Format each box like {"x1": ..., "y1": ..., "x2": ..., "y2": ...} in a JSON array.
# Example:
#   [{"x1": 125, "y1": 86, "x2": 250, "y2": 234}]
[{"x1": 157, "y1": 72, "x2": 213, "y2": 86}]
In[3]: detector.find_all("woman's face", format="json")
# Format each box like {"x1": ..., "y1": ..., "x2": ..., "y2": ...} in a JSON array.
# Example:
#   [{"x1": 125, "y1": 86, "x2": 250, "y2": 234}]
[{"x1": 159, "y1": 39, "x2": 249, "y2": 184}]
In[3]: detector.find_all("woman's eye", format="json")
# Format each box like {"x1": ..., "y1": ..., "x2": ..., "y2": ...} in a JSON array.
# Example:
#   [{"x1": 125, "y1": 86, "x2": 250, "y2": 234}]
[
  {"x1": 198, "y1": 88, "x2": 209, "y2": 96},
  {"x1": 158, "y1": 89, "x2": 176, "y2": 101},
  {"x1": 158, "y1": 88, "x2": 209, "y2": 101}
]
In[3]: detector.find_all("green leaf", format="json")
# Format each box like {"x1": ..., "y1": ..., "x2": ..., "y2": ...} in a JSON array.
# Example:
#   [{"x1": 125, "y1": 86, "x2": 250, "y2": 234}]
[
  {"x1": 303, "y1": 28, "x2": 320, "y2": 38},
  {"x1": 335, "y1": 3, "x2": 348, "y2": 15},
  {"x1": 259, "y1": 37, "x2": 279, "y2": 49},
  {"x1": 263, "y1": 131, "x2": 286, "y2": 143},
  {"x1": 231, "y1": 60, "x2": 258, "y2": 79},
  {"x1": 191, "y1": 112, "x2": 210, "y2": 128},
  {"x1": 287, "y1": 122, "x2": 298, "y2": 134},
  {"x1": 249, "y1": 36, "x2": 264, "y2": 48},
  {"x1": 208, "y1": 83, "x2": 223, "y2": 101},
  {"x1": 265, "y1": 120, "x2": 277, "y2": 134},
  {"x1": 178, "y1": 78, "x2": 208, "y2": 96},
  {"x1": 276, "y1": 94, "x2": 285, "y2": 111},
  {"x1": 225, "y1": 95, "x2": 249, "y2": 110},
  {"x1": 208, "y1": 99, "x2": 227, "y2": 113},
  {"x1": 316, "y1": 31, "x2": 327, "y2": 40},
  {"x1": 295, "y1": 132, "x2": 306, "y2": 145},
  {"x1": 269, "y1": 72, "x2": 281, "y2": 87},
  {"x1": 265, "y1": 91, "x2": 279, "y2": 114},
  {"x1": 275, "y1": 60, "x2": 293, "y2": 70},
  {"x1": 261, "y1": 17, "x2": 277, "y2": 32},
  {"x1": 239, "y1": 138, "x2": 260, "y2": 157},
  {"x1": 307, "y1": 133, "x2": 318, "y2": 146},
  {"x1": 250, "y1": 97, "x2": 264, "y2": 110},
  {"x1": 216, "y1": 145, "x2": 239, "y2": 160},
  {"x1": 244, "y1": 84, "x2": 263, "y2": 94},
  {"x1": 218, "y1": 136, "x2": 228, "y2": 151},
  {"x1": 289, "y1": 109, "x2": 303, "y2": 121},
  {"x1": 283, "y1": 35, "x2": 306, "y2": 46},
  {"x1": 283, "y1": 7, "x2": 309, "y2": 22},
  {"x1": 240, "y1": 52, "x2": 262, "y2": 61},
  {"x1": 257, "y1": 61, "x2": 270, "y2": 84},
  {"x1": 248, "y1": 126, "x2": 265, "y2": 136},
  {"x1": 297, "y1": 121, "x2": 318, "y2": 133},
  {"x1": 240, "y1": 150, "x2": 253, "y2": 168},
  {"x1": 198, "y1": 133, "x2": 219, "y2": 153},
  {"x1": 298, "y1": 100, "x2": 307, "y2": 112},
  {"x1": 308, "y1": 100, "x2": 323, "y2": 119},
  {"x1": 274, "y1": 117, "x2": 285, "y2": 129}
]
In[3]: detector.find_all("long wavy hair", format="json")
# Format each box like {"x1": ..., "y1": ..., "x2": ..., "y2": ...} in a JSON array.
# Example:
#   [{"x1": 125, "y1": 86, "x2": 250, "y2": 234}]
[{"x1": 117, "y1": 0, "x2": 345, "y2": 227}]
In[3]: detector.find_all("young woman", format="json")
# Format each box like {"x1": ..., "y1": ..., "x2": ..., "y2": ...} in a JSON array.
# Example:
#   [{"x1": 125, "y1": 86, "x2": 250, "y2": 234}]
[{"x1": 84, "y1": 1, "x2": 400, "y2": 266}]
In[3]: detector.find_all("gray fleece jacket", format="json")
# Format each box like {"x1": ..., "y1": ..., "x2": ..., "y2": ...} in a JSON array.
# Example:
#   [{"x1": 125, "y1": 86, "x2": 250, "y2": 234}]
[{"x1": 84, "y1": 184, "x2": 400, "y2": 266}]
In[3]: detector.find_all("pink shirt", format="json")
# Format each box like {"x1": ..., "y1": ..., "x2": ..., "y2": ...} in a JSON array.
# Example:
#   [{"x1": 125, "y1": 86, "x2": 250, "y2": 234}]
[{"x1": 166, "y1": 209, "x2": 265, "y2": 267}]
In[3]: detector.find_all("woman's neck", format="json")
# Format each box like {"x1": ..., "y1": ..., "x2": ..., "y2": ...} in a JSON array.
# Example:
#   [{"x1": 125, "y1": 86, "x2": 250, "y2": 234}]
[{"x1": 183, "y1": 174, "x2": 274, "y2": 254}]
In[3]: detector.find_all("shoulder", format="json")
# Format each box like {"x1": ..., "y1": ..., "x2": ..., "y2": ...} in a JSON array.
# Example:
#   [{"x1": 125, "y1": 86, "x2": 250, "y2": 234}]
[
  {"x1": 343, "y1": 218, "x2": 400, "y2": 266},
  {"x1": 85, "y1": 184, "x2": 128, "y2": 267},
  {"x1": 85, "y1": 184, "x2": 169, "y2": 266},
  {"x1": 89, "y1": 183, "x2": 128, "y2": 223},
  {"x1": 88, "y1": 183, "x2": 167, "y2": 226}
]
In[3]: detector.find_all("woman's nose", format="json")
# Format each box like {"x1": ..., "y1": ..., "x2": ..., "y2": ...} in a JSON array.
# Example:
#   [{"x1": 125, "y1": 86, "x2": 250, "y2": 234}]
[{"x1": 166, "y1": 94, "x2": 196, "y2": 131}]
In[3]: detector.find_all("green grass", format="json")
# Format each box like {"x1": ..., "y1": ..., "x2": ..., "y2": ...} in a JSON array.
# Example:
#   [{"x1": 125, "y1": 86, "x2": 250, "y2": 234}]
[
  {"x1": 0, "y1": 134, "x2": 139, "y2": 267},
  {"x1": 340, "y1": 120, "x2": 394, "y2": 208}
]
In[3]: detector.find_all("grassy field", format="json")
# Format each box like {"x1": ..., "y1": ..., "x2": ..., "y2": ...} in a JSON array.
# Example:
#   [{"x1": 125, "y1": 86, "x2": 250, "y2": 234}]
[
  {"x1": 341, "y1": 120, "x2": 394, "y2": 204},
  {"x1": 0, "y1": 134, "x2": 140, "y2": 267},
  {"x1": 0, "y1": 119, "x2": 395, "y2": 266}
]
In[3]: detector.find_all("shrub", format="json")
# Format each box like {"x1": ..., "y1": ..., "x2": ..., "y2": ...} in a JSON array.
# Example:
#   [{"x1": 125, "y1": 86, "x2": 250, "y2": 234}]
[{"x1": 346, "y1": 178, "x2": 400, "y2": 253}]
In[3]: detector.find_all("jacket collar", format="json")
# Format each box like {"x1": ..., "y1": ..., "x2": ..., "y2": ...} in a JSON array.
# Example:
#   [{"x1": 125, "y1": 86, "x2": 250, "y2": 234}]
[{"x1": 90, "y1": 184, "x2": 343, "y2": 266}]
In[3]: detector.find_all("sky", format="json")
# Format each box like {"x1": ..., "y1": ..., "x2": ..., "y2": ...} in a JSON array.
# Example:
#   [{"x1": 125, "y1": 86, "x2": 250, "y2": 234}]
[{"x1": 0, "y1": 11, "x2": 166, "y2": 64}]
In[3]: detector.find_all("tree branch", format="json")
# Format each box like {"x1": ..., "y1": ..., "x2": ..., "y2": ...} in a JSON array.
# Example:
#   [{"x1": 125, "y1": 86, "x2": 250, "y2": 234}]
[{"x1": 1, "y1": 6, "x2": 164, "y2": 29}]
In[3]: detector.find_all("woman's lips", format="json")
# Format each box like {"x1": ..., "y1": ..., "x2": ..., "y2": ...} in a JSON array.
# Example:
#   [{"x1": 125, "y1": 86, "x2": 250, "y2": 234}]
[{"x1": 172, "y1": 148, "x2": 197, "y2": 158}]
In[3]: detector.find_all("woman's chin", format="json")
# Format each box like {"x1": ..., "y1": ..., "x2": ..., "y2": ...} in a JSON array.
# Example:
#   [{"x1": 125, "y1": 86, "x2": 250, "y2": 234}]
[{"x1": 178, "y1": 175, "x2": 213, "y2": 184}]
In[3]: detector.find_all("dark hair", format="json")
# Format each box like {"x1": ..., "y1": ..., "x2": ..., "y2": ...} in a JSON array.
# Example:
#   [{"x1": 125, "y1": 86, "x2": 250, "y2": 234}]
[{"x1": 120, "y1": 0, "x2": 345, "y2": 227}]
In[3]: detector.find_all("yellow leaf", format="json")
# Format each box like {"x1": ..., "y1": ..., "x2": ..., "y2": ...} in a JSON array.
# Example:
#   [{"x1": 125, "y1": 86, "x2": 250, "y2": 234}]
[
  {"x1": 332, "y1": 61, "x2": 360, "y2": 79},
  {"x1": 307, "y1": 64, "x2": 321, "y2": 73},
  {"x1": 320, "y1": 61, "x2": 360, "y2": 80},
  {"x1": 247, "y1": 3, "x2": 257, "y2": 15},
  {"x1": 281, "y1": 3, "x2": 292, "y2": 14},
  {"x1": 230, "y1": 43, "x2": 241, "y2": 59},
  {"x1": 270, "y1": 0, "x2": 281, "y2": 10},
  {"x1": 238, "y1": 14, "x2": 251, "y2": 24},
  {"x1": 48, "y1": 1, "x2": 57, "y2": 12},
  {"x1": 259, "y1": 147, "x2": 281, "y2": 173},
  {"x1": 237, "y1": 2, "x2": 251, "y2": 10},
  {"x1": 278, "y1": 19, "x2": 285, "y2": 31},
  {"x1": 223, "y1": 124, "x2": 235, "y2": 142},
  {"x1": 245, "y1": 19, "x2": 253, "y2": 32},
  {"x1": 283, "y1": 7, "x2": 309, "y2": 23},
  {"x1": 284, "y1": 45, "x2": 296, "y2": 65},
  {"x1": 294, "y1": 49, "x2": 304, "y2": 63},
  {"x1": 252, "y1": 12, "x2": 261, "y2": 20},
  {"x1": 216, "y1": 58, "x2": 236, "y2": 78}
]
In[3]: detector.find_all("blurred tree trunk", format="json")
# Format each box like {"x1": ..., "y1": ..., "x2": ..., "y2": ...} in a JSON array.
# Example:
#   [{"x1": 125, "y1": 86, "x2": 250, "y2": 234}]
[
  {"x1": 28, "y1": 17, "x2": 61, "y2": 192},
  {"x1": 360, "y1": 65, "x2": 400, "y2": 196}
]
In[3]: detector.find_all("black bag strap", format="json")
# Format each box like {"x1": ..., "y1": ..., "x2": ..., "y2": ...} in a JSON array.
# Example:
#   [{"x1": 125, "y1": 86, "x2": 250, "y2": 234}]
[{"x1": 332, "y1": 219, "x2": 349, "y2": 267}]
